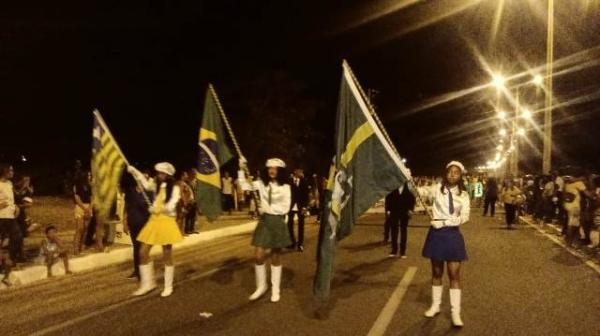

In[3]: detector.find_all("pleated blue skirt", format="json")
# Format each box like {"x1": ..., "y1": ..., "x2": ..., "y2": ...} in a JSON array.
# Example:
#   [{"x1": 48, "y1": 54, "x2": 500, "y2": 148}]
[{"x1": 422, "y1": 226, "x2": 468, "y2": 261}]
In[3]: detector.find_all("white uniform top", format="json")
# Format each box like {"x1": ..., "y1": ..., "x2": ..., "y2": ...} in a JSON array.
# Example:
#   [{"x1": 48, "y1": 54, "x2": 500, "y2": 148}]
[
  {"x1": 251, "y1": 180, "x2": 291, "y2": 216},
  {"x1": 430, "y1": 183, "x2": 470, "y2": 227},
  {"x1": 0, "y1": 180, "x2": 16, "y2": 219},
  {"x1": 128, "y1": 167, "x2": 179, "y2": 217}
]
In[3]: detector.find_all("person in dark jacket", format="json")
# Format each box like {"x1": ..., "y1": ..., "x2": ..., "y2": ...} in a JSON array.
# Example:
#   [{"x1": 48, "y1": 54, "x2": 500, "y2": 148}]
[
  {"x1": 121, "y1": 172, "x2": 152, "y2": 280},
  {"x1": 482, "y1": 177, "x2": 498, "y2": 217},
  {"x1": 385, "y1": 182, "x2": 416, "y2": 258},
  {"x1": 288, "y1": 168, "x2": 310, "y2": 252}
]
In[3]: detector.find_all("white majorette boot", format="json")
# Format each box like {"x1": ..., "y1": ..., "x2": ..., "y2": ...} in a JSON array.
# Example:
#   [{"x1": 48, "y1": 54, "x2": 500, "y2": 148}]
[
  {"x1": 133, "y1": 262, "x2": 157, "y2": 296},
  {"x1": 161, "y1": 265, "x2": 175, "y2": 297},
  {"x1": 270, "y1": 265, "x2": 282, "y2": 303},
  {"x1": 450, "y1": 288, "x2": 464, "y2": 328},
  {"x1": 249, "y1": 264, "x2": 268, "y2": 301},
  {"x1": 424, "y1": 285, "x2": 443, "y2": 317}
]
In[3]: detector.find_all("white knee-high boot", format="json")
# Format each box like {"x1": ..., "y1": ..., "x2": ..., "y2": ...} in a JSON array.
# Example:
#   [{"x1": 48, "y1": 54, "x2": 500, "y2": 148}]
[
  {"x1": 249, "y1": 264, "x2": 268, "y2": 301},
  {"x1": 270, "y1": 265, "x2": 282, "y2": 303},
  {"x1": 161, "y1": 265, "x2": 175, "y2": 297},
  {"x1": 450, "y1": 288, "x2": 464, "y2": 327},
  {"x1": 424, "y1": 285, "x2": 443, "y2": 317},
  {"x1": 132, "y1": 262, "x2": 157, "y2": 296}
]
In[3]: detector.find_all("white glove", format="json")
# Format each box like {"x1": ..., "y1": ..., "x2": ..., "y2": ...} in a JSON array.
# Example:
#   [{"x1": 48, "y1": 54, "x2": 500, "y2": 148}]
[
  {"x1": 127, "y1": 165, "x2": 141, "y2": 175},
  {"x1": 431, "y1": 220, "x2": 444, "y2": 229}
]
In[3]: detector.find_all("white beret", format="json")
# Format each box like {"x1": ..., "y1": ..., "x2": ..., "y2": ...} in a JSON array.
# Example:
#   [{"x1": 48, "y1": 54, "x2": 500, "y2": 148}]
[
  {"x1": 154, "y1": 162, "x2": 176, "y2": 176},
  {"x1": 266, "y1": 158, "x2": 286, "y2": 168},
  {"x1": 446, "y1": 161, "x2": 466, "y2": 173}
]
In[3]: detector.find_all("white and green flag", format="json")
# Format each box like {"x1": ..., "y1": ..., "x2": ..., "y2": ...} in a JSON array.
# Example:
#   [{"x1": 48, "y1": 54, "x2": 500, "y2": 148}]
[{"x1": 313, "y1": 61, "x2": 411, "y2": 301}]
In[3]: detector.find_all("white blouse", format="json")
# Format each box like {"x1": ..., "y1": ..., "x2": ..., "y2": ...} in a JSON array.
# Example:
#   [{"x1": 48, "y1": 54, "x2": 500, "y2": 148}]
[
  {"x1": 251, "y1": 180, "x2": 291, "y2": 216},
  {"x1": 430, "y1": 183, "x2": 470, "y2": 228}
]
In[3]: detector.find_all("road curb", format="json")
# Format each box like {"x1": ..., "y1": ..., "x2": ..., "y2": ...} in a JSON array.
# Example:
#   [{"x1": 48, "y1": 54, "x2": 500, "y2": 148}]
[{"x1": 3, "y1": 220, "x2": 257, "y2": 289}]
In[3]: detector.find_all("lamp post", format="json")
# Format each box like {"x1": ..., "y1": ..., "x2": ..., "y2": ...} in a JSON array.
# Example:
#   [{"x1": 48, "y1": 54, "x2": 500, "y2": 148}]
[{"x1": 542, "y1": 0, "x2": 554, "y2": 174}]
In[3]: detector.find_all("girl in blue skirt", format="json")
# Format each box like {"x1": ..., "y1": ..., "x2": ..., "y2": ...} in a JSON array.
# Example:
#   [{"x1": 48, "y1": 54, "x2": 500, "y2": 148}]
[
  {"x1": 422, "y1": 161, "x2": 470, "y2": 328},
  {"x1": 244, "y1": 158, "x2": 291, "y2": 303}
]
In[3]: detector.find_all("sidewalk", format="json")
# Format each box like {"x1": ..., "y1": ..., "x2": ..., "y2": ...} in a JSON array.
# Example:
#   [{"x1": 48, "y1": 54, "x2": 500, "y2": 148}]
[
  {"x1": 2, "y1": 215, "x2": 257, "y2": 289},
  {"x1": 519, "y1": 215, "x2": 600, "y2": 265}
]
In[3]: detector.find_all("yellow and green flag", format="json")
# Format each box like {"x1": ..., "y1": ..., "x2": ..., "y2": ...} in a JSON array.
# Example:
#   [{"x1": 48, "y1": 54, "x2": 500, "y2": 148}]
[
  {"x1": 313, "y1": 61, "x2": 410, "y2": 301},
  {"x1": 92, "y1": 110, "x2": 127, "y2": 222},
  {"x1": 196, "y1": 86, "x2": 234, "y2": 221}
]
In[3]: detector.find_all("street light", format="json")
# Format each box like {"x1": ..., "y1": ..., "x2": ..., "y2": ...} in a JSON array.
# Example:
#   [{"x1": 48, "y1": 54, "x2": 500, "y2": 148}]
[
  {"x1": 517, "y1": 128, "x2": 526, "y2": 136},
  {"x1": 497, "y1": 145, "x2": 503, "y2": 151},
  {"x1": 499, "y1": 128, "x2": 507, "y2": 136},
  {"x1": 491, "y1": 73, "x2": 506, "y2": 89},
  {"x1": 497, "y1": 110, "x2": 507, "y2": 119},
  {"x1": 521, "y1": 108, "x2": 532, "y2": 119},
  {"x1": 532, "y1": 75, "x2": 544, "y2": 86}
]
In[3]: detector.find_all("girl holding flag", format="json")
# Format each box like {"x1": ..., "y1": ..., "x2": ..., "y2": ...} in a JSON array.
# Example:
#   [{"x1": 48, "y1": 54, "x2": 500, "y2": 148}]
[
  {"x1": 422, "y1": 161, "x2": 470, "y2": 328},
  {"x1": 240, "y1": 158, "x2": 292, "y2": 303},
  {"x1": 128, "y1": 162, "x2": 183, "y2": 297}
]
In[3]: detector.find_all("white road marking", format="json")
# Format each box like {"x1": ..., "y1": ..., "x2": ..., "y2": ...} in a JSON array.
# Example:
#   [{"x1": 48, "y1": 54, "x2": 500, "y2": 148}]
[
  {"x1": 28, "y1": 259, "x2": 249, "y2": 336},
  {"x1": 367, "y1": 266, "x2": 418, "y2": 336},
  {"x1": 521, "y1": 218, "x2": 600, "y2": 275}
]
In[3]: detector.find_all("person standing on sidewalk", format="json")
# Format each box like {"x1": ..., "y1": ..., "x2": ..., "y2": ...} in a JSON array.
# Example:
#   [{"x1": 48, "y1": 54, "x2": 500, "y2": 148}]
[
  {"x1": 183, "y1": 168, "x2": 199, "y2": 235},
  {"x1": 243, "y1": 158, "x2": 292, "y2": 303},
  {"x1": 385, "y1": 181, "x2": 416, "y2": 258},
  {"x1": 422, "y1": 161, "x2": 469, "y2": 328},
  {"x1": 288, "y1": 168, "x2": 309, "y2": 252},
  {"x1": 482, "y1": 177, "x2": 498, "y2": 217},
  {"x1": 73, "y1": 171, "x2": 93, "y2": 255},
  {"x1": 221, "y1": 172, "x2": 234, "y2": 215},
  {"x1": 128, "y1": 162, "x2": 183, "y2": 297},
  {"x1": 500, "y1": 180, "x2": 522, "y2": 230},
  {"x1": 563, "y1": 169, "x2": 595, "y2": 248},
  {"x1": 0, "y1": 164, "x2": 22, "y2": 263},
  {"x1": 121, "y1": 172, "x2": 151, "y2": 280}
]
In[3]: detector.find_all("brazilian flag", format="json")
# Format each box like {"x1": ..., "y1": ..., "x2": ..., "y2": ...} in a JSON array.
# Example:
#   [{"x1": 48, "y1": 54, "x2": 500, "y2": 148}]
[
  {"x1": 196, "y1": 85, "x2": 234, "y2": 221},
  {"x1": 313, "y1": 61, "x2": 411, "y2": 301}
]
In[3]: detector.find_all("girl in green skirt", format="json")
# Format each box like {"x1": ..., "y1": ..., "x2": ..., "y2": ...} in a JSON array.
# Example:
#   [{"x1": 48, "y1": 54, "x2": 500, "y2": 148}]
[{"x1": 245, "y1": 158, "x2": 291, "y2": 303}]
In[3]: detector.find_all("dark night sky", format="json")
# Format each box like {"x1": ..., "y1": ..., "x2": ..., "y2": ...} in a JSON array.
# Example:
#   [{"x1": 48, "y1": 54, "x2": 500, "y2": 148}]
[{"x1": 1, "y1": 0, "x2": 599, "y2": 186}]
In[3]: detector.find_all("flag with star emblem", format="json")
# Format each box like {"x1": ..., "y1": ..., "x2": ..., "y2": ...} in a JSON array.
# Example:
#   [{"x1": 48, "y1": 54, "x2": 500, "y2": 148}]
[
  {"x1": 91, "y1": 110, "x2": 128, "y2": 222},
  {"x1": 313, "y1": 61, "x2": 410, "y2": 301},
  {"x1": 196, "y1": 85, "x2": 234, "y2": 221}
]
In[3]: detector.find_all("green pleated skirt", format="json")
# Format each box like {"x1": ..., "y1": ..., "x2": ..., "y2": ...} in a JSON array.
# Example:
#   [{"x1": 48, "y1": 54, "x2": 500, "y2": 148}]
[{"x1": 251, "y1": 214, "x2": 292, "y2": 248}]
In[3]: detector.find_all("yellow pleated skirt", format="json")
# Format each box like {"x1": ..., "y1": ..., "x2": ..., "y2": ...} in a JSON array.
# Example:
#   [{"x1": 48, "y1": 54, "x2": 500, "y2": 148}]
[{"x1": 137, "y1": 214, "x2": 184, "y2": 246}]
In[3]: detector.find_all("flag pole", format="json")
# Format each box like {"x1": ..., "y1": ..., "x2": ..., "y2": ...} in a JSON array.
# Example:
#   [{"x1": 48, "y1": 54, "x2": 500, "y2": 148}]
[
  {"x1": 93, "y1": 109, "x2": 152, "y2": 207},
  {"x1": 207, "y1": 84, "x2": 261, "y2": 207},
  {"x1": 341, "y1": 60, "x2": 433, "y2": 220}
]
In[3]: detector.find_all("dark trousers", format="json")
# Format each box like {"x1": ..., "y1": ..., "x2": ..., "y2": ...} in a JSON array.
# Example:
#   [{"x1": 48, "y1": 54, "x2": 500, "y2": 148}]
[
  {"x1": 483, "y1": 197, "x2": 497, "y2": 216},
  {"x1": 288, "y1": 210, "x2": 305, "y2": 247},
  {"x1": 581, "y1": 213, "x2": 593, "y2": 243},
  {"x1": 84, "y1": 214, "x2": 96, "y2": 247},
  {"x1": 223, "y1": 194, "x2": 234, "y2": 212},
  {"x1": 505, "y1": 203, "x2": 517, "y2": 226},
  {"x1": 184, "y1": 204, "x2": 197, "y2": 233},
  {"x1": 129, "y1": 222, "x2": 144, "y2": 276},
  {"x1": 0, "y1": 218, "x2": 22, "y2": 261},
  {"x1": 384, "y1": 213, "x2": 391, "y2": 242},
  {"x1": 388, "y1": 213, "x2": 409, "y2": 255}
]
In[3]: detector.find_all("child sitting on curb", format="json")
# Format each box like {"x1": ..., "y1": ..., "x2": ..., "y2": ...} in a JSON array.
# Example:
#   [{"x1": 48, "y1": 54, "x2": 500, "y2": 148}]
[{"x1": 41, "y1": 225, "x2": 72, "y2": 278}]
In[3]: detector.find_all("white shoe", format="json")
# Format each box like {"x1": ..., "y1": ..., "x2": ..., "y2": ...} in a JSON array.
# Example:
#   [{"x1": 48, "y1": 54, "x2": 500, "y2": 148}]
[
  {"x1": 424, "y1": 286, "x2": 443, "y2": 317},
  {"x1": 270, "y1": 265, "x2": 282, "y2": 303},
  {"x1": 450, "y1": 289, "x2": 464, "y2": 327},
  {"x1": 249, "y1": 264, "x2": 268, "y2": 301},
  {"x1": 161, "y1": 265, "x2": 175, "y2": 297},
  {"x1": 132, "y1": 262, "x2": 157, "y2": 296}
]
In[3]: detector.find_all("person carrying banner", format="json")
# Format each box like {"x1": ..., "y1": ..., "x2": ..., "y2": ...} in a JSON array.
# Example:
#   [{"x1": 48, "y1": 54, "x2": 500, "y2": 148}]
[
  {"x1": 422, "y1": 161, "x2": 470, "y2": 328},
  {"x1": 128, "y1": 162, "x2": 183, "y2": 297},
  {"x1": 240, "y1": 158, "x2": 291, "y2": 303}
]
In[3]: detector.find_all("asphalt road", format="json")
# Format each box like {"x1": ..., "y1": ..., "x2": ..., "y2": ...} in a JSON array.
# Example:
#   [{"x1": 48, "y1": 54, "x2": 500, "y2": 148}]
[{"x1": 2, "y1": 212, "x2": 600, "y2": 336}]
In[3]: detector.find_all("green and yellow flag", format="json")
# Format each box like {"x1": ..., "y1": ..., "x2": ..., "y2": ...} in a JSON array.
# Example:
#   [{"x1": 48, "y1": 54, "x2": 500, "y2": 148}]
[
  {"x1": 196, "y1": 85, "x2": 234, "y2": 221},
  {"x1": 92, "y1": 110, "x2": 127, "y2": 222},
  {"x1": 313, "y1": 61, "x2": 411, "y2": 301}
]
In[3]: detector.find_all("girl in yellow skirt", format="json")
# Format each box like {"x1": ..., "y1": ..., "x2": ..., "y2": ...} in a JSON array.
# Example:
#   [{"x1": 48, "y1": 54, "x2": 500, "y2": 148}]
[{"x1": 127, "y1": 162, "x2": 183, "y2": 297}]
